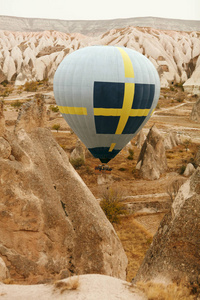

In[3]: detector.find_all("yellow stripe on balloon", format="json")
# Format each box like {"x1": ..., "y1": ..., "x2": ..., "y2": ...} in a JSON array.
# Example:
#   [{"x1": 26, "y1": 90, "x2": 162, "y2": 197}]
[
  {"x1": 93, "y1": 108, "x2": 122, "y2": 116},
  {"x1": 94, "y1": 107, "x2": 150, "y2": 117},
  {"x1": 113, "y1": 48, "x2": 135, "y2": 135},
  {"x1": 117, "y1": 47, "x2": 134, "y2": 78},
  {"x1": 58, "y1": 106, "x2": 87, "y2": 115},
  {"x1": 109, "y1": 143, "x2": 116, "y2": 152},
  {"x1": 115, "y1": 82, "x2": 135, "y2": 134},
  {"x1": 129, "y1": 109, "x2": 150, "y2": 117}
]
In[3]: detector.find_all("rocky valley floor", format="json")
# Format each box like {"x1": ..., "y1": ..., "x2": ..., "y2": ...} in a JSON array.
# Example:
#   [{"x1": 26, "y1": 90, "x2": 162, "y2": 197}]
[{"x1": 1, "y1": 82, "x2": 200, "y2": 283}]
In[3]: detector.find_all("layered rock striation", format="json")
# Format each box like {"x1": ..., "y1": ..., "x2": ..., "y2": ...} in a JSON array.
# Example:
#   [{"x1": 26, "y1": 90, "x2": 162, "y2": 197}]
[
  {"x1": 0, "y1": 26, "x2": 200, "y2": 92},
  {"x1": 137, "y1": 125, "x2": 168, "y2": 180},
  {"x1": 0, "y1": 100, "x2": 128, "y2": 283},
  {"x1": 190, "y1": 96, "x2": 200, "y2": 122},
  {"x1": 134, "y1": 167, "x2": 200, "y2": 284}
]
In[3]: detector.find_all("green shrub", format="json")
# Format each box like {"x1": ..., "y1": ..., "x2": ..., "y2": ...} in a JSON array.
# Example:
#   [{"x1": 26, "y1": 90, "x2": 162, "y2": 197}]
[
  {"x1": 86, "y1": 166, "x2": 93, "y2": 174},
  {"x1": 49, "y1": 105, "x2": 59, "y2": 112},
  {"x1": 183, "y1": 139, "x2": 191, "y2": 151},
  {"x1": 17, "y1": 86, "x2": 23, "y2": 95},
  {"x1": 0, "y1": 87, "x2": 13, "y2": 98},
  {"x1": 177, "y1": 98, "x2": 184, "y2": 103},
  {"x1": 37, "y1": 78, "x2": 49, "y2": 86},
  {"x1": 35, "y1": 93, "x2": 44, "y2": 100},
  {"x1": 11, "y1": 100, "x2": 23, "y2": 108},
  {"x1": 70, "y1": 157, "x2": 85, "y2": 169},
  {"x1": 100, "y1": 188, "x2": 128, "y2": 224},
  {"x1": 127, "y1": 148, "x2": 134, "y2": 160},
  {"x1": 1, "y1": 80, "x2": 9, "y2": 87},
  {"x1": 174, "y1": 82, "x2": 184, "y2": 91},
  {"x1": 179, "y1": 165, "x2": 186, "y2": 175},
  {"x1": 118, "y1": 167, "x2": 126, "y2": 171},
  {"x1": 52, "y1": 124, "x2": 60, "y2": 132},
  {"x1": 24, "y1": 81, "x2": 38, "y2": 92}
]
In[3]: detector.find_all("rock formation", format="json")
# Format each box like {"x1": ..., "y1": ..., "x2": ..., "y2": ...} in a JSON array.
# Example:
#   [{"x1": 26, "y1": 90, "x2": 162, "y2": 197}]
[
  {"x1": 1, "y1": 15, "x2": 200, "y2": 34},
  {"x1": 0, "y1": 274, "x2": 145, "y2": 300},
  {"x1": 0, "y1": 257, "x2": 9, "y2": 281},
  {"x1": 137, "y1": 125, "x2": 168, "y2": 180},
  {"x1": 0, "y1": 26, "x2": 200, "y2": 91},
  {"x1": 0, "y1": 103, "x2": 127, "y2": 283},
  {"x1": 0, "y1": 101, "x2": 5, "y2": 136},
  {"x1": 14, "y1": 94, "x2": 48, "y2": 133},
  {"x1": 183, "y1": 163, "x2": 195, "y2": 177},
  {"x1": 69, "y1": 139, "x2": 85, "y2": 165},
  {"x1": 183, "y1": 62, "x2": 200, "y2": 96},
  {"x1": 134, "y1": 167, "x2": 200, "y2": 284},
  {"x1": 190, "y1": 96, "x2": 200, "y2": 122},
  {"x1": 164, "y1": 131, "x2": 181, "y2": 150},
  {"x1": 195, "y1": 146, "x2": 200, "y2": 166},
  {"x1": 135, "y1": 130, "x2": 146, "y2": 149},
  {"x1": 0, "y1": 137, "x2": 11, "y2": 159}
]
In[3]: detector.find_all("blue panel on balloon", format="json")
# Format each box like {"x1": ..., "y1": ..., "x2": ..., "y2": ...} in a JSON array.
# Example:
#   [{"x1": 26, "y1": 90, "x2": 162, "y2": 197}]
[
  {"x1": 95, "y1": 116, "x2": 120, "y2": 134},
  {"x1": 122, "y1": 116, "x2": 146, "y2": 134},
  {"x1": 132, "y1": 84, "x2": 155, "y2": 109},
  {"x1": 93, "y1": 81, "x2": 155, "y2": 135},
  {"x1": 94, "y1": 81, "x2": 124, "y2": 108},
  {"x1": 88, "y1": 147, "x2": 120, "y2": 163}
]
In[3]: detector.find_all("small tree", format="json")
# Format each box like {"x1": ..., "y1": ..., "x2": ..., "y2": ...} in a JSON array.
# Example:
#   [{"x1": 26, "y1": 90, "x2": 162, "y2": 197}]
[
  {"x1": 24, "y1": 81, "x2": 38, "y2": 92},
  {"x1": 127, "y1": 148, "x2": 134, "y2": 160},
  {"x1": 100, "y1": 188, "x2": 128, "y2": 223},
  {"x1": 17, "y1": 86, "x2": 23, "y2": 95},
  {"x1": 183, "y1": 139, "x2": 191, "y2": 152},
  {"x1": 70, "y1": 157, "x2": 85, "y2": 169},
  {"x1": 11, "y1": 100, "x2": 23, "y2": 108},
  {"x1": 52, "y1": 124, "x2": 60, "y2": 132},
  {"x1": 167, "y1": 179, "x2": 185, "y2": 202},
  {"x1": 49, "y1": 105, "x2": 59, "y2": 112}
]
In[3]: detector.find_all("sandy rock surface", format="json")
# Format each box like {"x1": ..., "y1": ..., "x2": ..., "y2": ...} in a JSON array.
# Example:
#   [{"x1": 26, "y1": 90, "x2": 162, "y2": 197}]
[
  {"x1": 0, "y1": 258, "x2": 9, "y2": 281},
  {"x1": 0, "y1": 274, "x2": 145, "y2": 300},
  {"x1": 190, "y1": 97, "x2": 200, "y2": 122},
  {"x1": 0, "y1": 127, "x2": 127, "y2": 283},
  {"x1": 137, "y1": 125, "x2": 168, "y2": 180},
  {"x1": 134, "y1": 167, "x2": 200, "y2": 284},
  {"x1": 0, "y1": 27, "x2": 200, "y2": 93}
]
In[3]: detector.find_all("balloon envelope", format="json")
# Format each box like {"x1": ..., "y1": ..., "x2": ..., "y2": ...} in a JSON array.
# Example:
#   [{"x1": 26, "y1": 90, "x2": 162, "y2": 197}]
[{"x1": 53, "y1": 46, "x2": 160, "y2": 163}]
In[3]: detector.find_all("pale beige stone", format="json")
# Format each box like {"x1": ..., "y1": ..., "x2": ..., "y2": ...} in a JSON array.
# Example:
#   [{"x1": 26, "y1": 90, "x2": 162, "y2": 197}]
[
  {"x1": 138, "y1": 125, "x2": 168, "y2": 180},
  {"x1": 0, "y1": 257, "x2": 9, "y2": 281},
  {"x1": 0, "y1": 127, "x2": 127, "y2": 284},
  {"x1": 134, "y1": 168, "x2": 200, "y2": 284}
]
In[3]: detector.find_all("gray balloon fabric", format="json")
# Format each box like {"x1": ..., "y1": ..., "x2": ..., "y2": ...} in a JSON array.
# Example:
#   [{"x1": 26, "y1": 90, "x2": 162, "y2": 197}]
[{"x1": 53, "y1": 46, "x2": 160, "y2": 163}]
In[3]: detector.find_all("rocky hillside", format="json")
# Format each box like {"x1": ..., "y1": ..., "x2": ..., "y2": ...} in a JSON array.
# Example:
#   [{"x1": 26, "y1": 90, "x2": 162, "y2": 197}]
[
  {"x1": 0, "y1": 16, "x2": 200, "y2": 35},
  {"x1": 0, "y1": 26, "x2": 200, "y2": 93},
  {"x1": 134, "y1": 167, "x2": 200, "y2": 285},
  {"x1": 0, "y1": 98, "x2": 127, "y2": 283}
]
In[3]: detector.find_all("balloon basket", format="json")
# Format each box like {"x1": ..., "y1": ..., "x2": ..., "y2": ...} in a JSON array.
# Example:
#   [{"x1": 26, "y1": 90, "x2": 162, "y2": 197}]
[{"x1": 94, "y1": 164, "x2": 112, "y2": 174}]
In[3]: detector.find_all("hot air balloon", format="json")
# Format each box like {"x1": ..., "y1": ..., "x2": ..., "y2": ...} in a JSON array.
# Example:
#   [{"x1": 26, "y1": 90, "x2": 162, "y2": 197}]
[{"x1": 53, "y1": 46, "x2": 160, "y2": 164}]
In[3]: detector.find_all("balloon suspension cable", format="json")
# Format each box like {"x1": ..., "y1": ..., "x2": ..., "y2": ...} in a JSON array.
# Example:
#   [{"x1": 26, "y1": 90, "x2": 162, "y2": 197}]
[{"x1": 94, "y1": 164, "x2": 112, "y2": 174}]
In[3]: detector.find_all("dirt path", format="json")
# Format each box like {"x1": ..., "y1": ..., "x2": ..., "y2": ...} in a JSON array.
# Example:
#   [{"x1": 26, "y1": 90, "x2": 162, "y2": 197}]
[
  {"x1": 154, "y1": 101, "x2": 195, "y2": 114},
  {"x1": 134, "y1": 213, "x2": 165, "y2": 236},
  {"x1": 3, "y1": 85, "x2": 199, "y2": 238},
  {"x1": 124, "y1": 193, "x2": 168, "y2": 200}
]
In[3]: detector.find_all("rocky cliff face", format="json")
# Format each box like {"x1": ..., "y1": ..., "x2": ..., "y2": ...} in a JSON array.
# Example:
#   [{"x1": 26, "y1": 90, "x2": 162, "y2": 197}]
[
  {"x1": 0, "y1": 25, "x2": 200, "y2": 92},
  {"x1": 190, "y1": 96, "x2": 200, "y2": 122},
  {"x1": 134, "y1": 167, "x2": 200, "y2": 285},
  {"x1": 137, "y1": 125, "x2": 168, "y2": 180},
  {"x1": 1, "y1": 16, "x2": 200, "y2": 34},
  {"x1": 0, "y1": 100, "x2": 128, "y2": 283}
]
